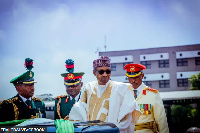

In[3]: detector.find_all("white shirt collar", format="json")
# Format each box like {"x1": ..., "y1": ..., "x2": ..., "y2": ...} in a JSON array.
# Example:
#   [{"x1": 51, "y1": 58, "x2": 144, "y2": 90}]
[
  {"x1": 135, "y1": 82, "x2": 146, "y2": 95},
  {"x1": 97, "y1": 80, "x2": 111, "y2": 98},
  {"x1": 19, "y1": 94, "x2": 31, "y2": 106},
  {"x1": 69, "y1": 93, "x2": 80, "y2": 103},
  {"x1": 97, "y1": 80, "x2": 110, "y2": 88}
]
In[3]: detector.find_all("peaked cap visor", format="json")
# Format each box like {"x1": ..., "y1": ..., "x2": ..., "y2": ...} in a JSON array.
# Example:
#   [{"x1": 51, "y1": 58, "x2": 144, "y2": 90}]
[{"x1": 10, "y1": 71, "x2": 35, "y2": 85}]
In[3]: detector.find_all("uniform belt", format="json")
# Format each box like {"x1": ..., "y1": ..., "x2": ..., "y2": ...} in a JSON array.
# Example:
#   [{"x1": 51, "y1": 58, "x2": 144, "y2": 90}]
[{"x1": 135, "y1": 121, "x2": 158, "y2": 133}]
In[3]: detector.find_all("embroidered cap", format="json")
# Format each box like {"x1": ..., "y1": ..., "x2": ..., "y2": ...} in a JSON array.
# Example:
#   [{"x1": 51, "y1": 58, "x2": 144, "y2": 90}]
[
  {"x1": 124, "y1": 63, "x2": 146, "y2": 77},
  {"x1": 93, "y1": 56, "x2": 111, "y2": 70},
  {"x1": 61, "y1": 59, "x2": 84, "y2": 86},
  {"x1": 10, "y1": 58, "x2": 37, "y2": 86}
]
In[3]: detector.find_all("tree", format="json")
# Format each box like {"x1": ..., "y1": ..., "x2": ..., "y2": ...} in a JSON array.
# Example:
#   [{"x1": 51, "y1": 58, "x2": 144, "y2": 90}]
[
  {"x1": 171, "y1": 105, "x2": 193, "y2": 133},
  {"x1": 170, "y1": 104, "x2": 200, "y2": 133},
  {"x1": 188, "y1": 73, "x2": 200, "y2": 90}
]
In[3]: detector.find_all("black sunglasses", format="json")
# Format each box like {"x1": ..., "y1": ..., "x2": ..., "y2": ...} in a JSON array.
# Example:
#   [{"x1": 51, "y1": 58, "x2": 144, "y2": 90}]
[{"x1": 96, "y1": 69, "x2": 111, "y2": 75}]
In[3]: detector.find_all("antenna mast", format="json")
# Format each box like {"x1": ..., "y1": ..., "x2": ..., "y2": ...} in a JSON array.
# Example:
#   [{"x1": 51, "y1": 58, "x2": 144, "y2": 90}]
[{"x1": 104, "y1": 35, "x2": 107, "y2": 52}]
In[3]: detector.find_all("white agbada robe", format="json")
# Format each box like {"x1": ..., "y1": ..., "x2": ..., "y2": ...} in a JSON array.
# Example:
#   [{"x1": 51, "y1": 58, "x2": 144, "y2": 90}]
[{"x1": 69, "y1": 80, "x2": 141, "y2": 133}]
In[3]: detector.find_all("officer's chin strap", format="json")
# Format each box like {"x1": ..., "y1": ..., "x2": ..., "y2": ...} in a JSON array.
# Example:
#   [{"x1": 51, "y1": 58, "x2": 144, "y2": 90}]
[{"x1": 54, "y1": 119, "x2": 74, "y2": 133}]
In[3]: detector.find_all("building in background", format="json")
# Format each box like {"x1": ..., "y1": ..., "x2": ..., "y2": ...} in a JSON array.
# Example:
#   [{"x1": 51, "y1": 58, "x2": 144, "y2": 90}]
[
  {"x1": 99, "y1": 44, "x2": 200, "y2": 92},
  {"x1": 36, "y1": 94, "x2": 54, "y2": 101}
]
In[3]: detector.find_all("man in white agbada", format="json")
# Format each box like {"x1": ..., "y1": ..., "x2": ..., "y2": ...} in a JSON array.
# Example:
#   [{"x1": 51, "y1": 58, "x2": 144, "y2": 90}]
[{"x1": 69, "y1": 56, "x2": 141, "y2": 133}]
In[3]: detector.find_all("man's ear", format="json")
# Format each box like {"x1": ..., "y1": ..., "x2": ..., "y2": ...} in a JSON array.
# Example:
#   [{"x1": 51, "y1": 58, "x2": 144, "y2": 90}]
[
  {"x1": 141, "y1": 73, "x2": 144, "y2": 79},
  {"x1": 15, "y1": 85, "x2": 20, "y2": 93},
  {"x1": 80, "y1": 82, "x2": 83, "y2": 87},
  {"x1": 93, "y1": 70, "x2": 96, "y2": 76}
]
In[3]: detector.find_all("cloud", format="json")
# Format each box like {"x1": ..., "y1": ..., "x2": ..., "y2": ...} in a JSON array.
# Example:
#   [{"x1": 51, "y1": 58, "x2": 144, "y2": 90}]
[
  {"x1": 0, "y1": 30, "x2": 5, "y2": 40},
  {"x1": 1, "y1": 0, "x2": 200, "y2": 99}
]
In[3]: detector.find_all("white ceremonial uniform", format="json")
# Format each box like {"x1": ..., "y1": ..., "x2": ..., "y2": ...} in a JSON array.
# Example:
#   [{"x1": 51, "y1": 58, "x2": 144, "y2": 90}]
[
  {"x1": 69, "y1": 80, "x2": 141, "y2": 133},
  {"x1": 134, "y1": 82, "x2": 169, "y2": 133}
]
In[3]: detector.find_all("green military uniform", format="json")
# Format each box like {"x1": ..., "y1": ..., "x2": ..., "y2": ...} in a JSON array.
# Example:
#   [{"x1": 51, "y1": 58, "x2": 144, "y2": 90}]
[
  {"x1": 54, "y1": 94, "x2": 81, "y2": 120},
  {"x1": 54, "y1": 59, "x2": 84, "y2": 120},
  {"x1": 0, "y1": 58, "x2": 46, "y2": 122},
  {"x1": 0, "y1": 94, "x2": 46, "y2": 122}
]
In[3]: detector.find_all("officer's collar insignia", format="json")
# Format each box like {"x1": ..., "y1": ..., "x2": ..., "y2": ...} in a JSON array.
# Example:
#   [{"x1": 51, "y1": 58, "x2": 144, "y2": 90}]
[{"x1": 143, "y1": 90, "x2": 146, "y2": 95}]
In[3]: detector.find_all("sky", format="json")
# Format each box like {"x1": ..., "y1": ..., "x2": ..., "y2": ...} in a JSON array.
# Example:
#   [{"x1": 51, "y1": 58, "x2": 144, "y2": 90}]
[{"x1": 0, "y1": 0, "x2": 200, "y2": 100}]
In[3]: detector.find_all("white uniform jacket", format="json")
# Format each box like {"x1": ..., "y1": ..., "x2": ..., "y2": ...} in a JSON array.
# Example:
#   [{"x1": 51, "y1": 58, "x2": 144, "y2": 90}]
[{"x1": 134, "y1": 83, "x2": 169, "y2": 133}]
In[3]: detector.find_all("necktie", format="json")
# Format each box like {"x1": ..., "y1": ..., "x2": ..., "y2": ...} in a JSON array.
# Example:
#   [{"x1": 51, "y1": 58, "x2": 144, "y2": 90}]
[
  {"x1": 133, "y1": 89, "x2": 137, "y2": 99},
  {"x1": 25, "y1": 100, "x2": 32, "y2": 109},
  {"x1": 72, "y1": 98, "x2": 75, "y2": 105}
]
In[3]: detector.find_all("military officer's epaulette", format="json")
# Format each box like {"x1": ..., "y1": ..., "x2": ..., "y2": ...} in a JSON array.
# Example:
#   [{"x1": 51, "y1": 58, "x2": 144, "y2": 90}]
[
  {"x1": 145, "y1": 87, "x2": 158, "y2": 93},
  {"x1": 54, "y1": 94, "x2": 67, "y2": 99},
  {"x1": 0, "y1": 96, "x2": 20, "y2": 120},
  {"x1": 0, "y1": 96, "x2": 19, "y2": 105},
  {"x1": 32, "y1": 97, "x2": 42, "y2": 101}
]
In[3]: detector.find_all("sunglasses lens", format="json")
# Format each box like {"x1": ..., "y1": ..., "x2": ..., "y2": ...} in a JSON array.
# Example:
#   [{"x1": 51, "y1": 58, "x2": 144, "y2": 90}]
[
  {"x1": 99, "y1": 70, "x2": 105, "y2": 75},
  {"x1": 98, "y1": 70, "x2": 111, "y2": 75},
  {"x1": 106, "y1": 70, "x2": 111, "y2": 74}
]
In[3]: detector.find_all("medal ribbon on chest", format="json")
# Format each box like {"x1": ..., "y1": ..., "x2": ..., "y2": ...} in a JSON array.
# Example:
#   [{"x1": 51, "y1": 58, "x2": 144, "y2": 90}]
[{"x1": 139, "y1": 104, "x2": 151, "y2": 114}]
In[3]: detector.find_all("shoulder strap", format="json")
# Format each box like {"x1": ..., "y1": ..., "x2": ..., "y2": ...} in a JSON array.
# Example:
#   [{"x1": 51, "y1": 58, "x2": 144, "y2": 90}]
[
  {"x1": 32, "y1": 97, "x2": 42, "y2": 101},
  {"x1": 145, "y1": 86, "x2": 158, "y2": 93},
  {"x1": 0, "y1": 97, "x2": 19, "y2": 120}
]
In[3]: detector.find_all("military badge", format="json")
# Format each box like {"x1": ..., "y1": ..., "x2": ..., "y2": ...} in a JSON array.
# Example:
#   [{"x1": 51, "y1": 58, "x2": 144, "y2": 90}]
[
  {"x1": 67, "y1": 73, "x2": 74, "y2": 79},
  {"x1": 29, "y1": 71, "x2": 32, "y2": 77},
  {"x1": 130, "y1": 66, "x2": 135, "y2": 72}
]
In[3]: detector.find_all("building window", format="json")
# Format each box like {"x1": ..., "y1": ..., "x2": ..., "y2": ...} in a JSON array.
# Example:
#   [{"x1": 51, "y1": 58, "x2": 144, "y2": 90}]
[
  {"x1": 177, "y1": 79, "x2": 188, "y2": 87},
  {"x1": 141, "y1": 61, "x2": 151, "y2": 69},
  {"x1": 177, "y1": 58, "x2": 188, "y2": 66},
  {"x1": 111, "y1": 63, "x2": 116, "y2": 71},
  {"x1": 159, "y1": 80, "x2": 170, "y2": 88},
  {"x1": 159, "y1": 60, "x2": 169, "y2": 68},
  {"x1": 195, "y1": 57, "x2": 200, "y2": 65},
  {"x1": 123, "y1": 62, "x2": 133, "y2": 70},
  {"x1": 143, "y1": 81, "x2": 152, "y2": 87}
]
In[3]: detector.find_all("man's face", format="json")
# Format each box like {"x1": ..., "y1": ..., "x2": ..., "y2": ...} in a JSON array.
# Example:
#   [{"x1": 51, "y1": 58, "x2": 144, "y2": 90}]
[
  {"x1": 66, "y1": 82, "x2": 83, "y2": 98},
  {"x1": 16, "y1": 84, "x2": 35, "y2": 99},
  {"x1": 93, "y1": 66, "x2": 111, "y2": 85},
  {"x1": 128, "y1": 73, "x2": 144, "y2": 89}
]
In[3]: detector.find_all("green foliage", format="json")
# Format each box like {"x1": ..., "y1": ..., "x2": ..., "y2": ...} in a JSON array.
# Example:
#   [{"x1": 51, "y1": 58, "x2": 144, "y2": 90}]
[
  {"x1": 171, "y1": 104, "x2": 200, "y2": 132},
  {"x1": 188, "y1": 73, "x2": 200, "y2": 90},
  {"x1": 171, "y1": 105, "x2": 192, "y2": 132},
  {"x1": 171, "y1": 105, "x2": 192, "y2": 118}
]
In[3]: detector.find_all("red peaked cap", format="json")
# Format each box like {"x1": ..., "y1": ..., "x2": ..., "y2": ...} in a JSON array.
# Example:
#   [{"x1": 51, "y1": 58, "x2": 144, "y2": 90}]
[{"x1": 124, "y1": 64, "x2": 146, "y2": 77}]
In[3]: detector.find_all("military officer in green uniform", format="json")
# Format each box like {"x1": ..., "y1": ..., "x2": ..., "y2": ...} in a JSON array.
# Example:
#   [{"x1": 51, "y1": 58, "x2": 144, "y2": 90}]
[
  {"x1": 54, "y1": 59, "x2": 84, "y2": 120},
  {"x1": 0, "y1": 58, "x2": 46, "y2": 122}
]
